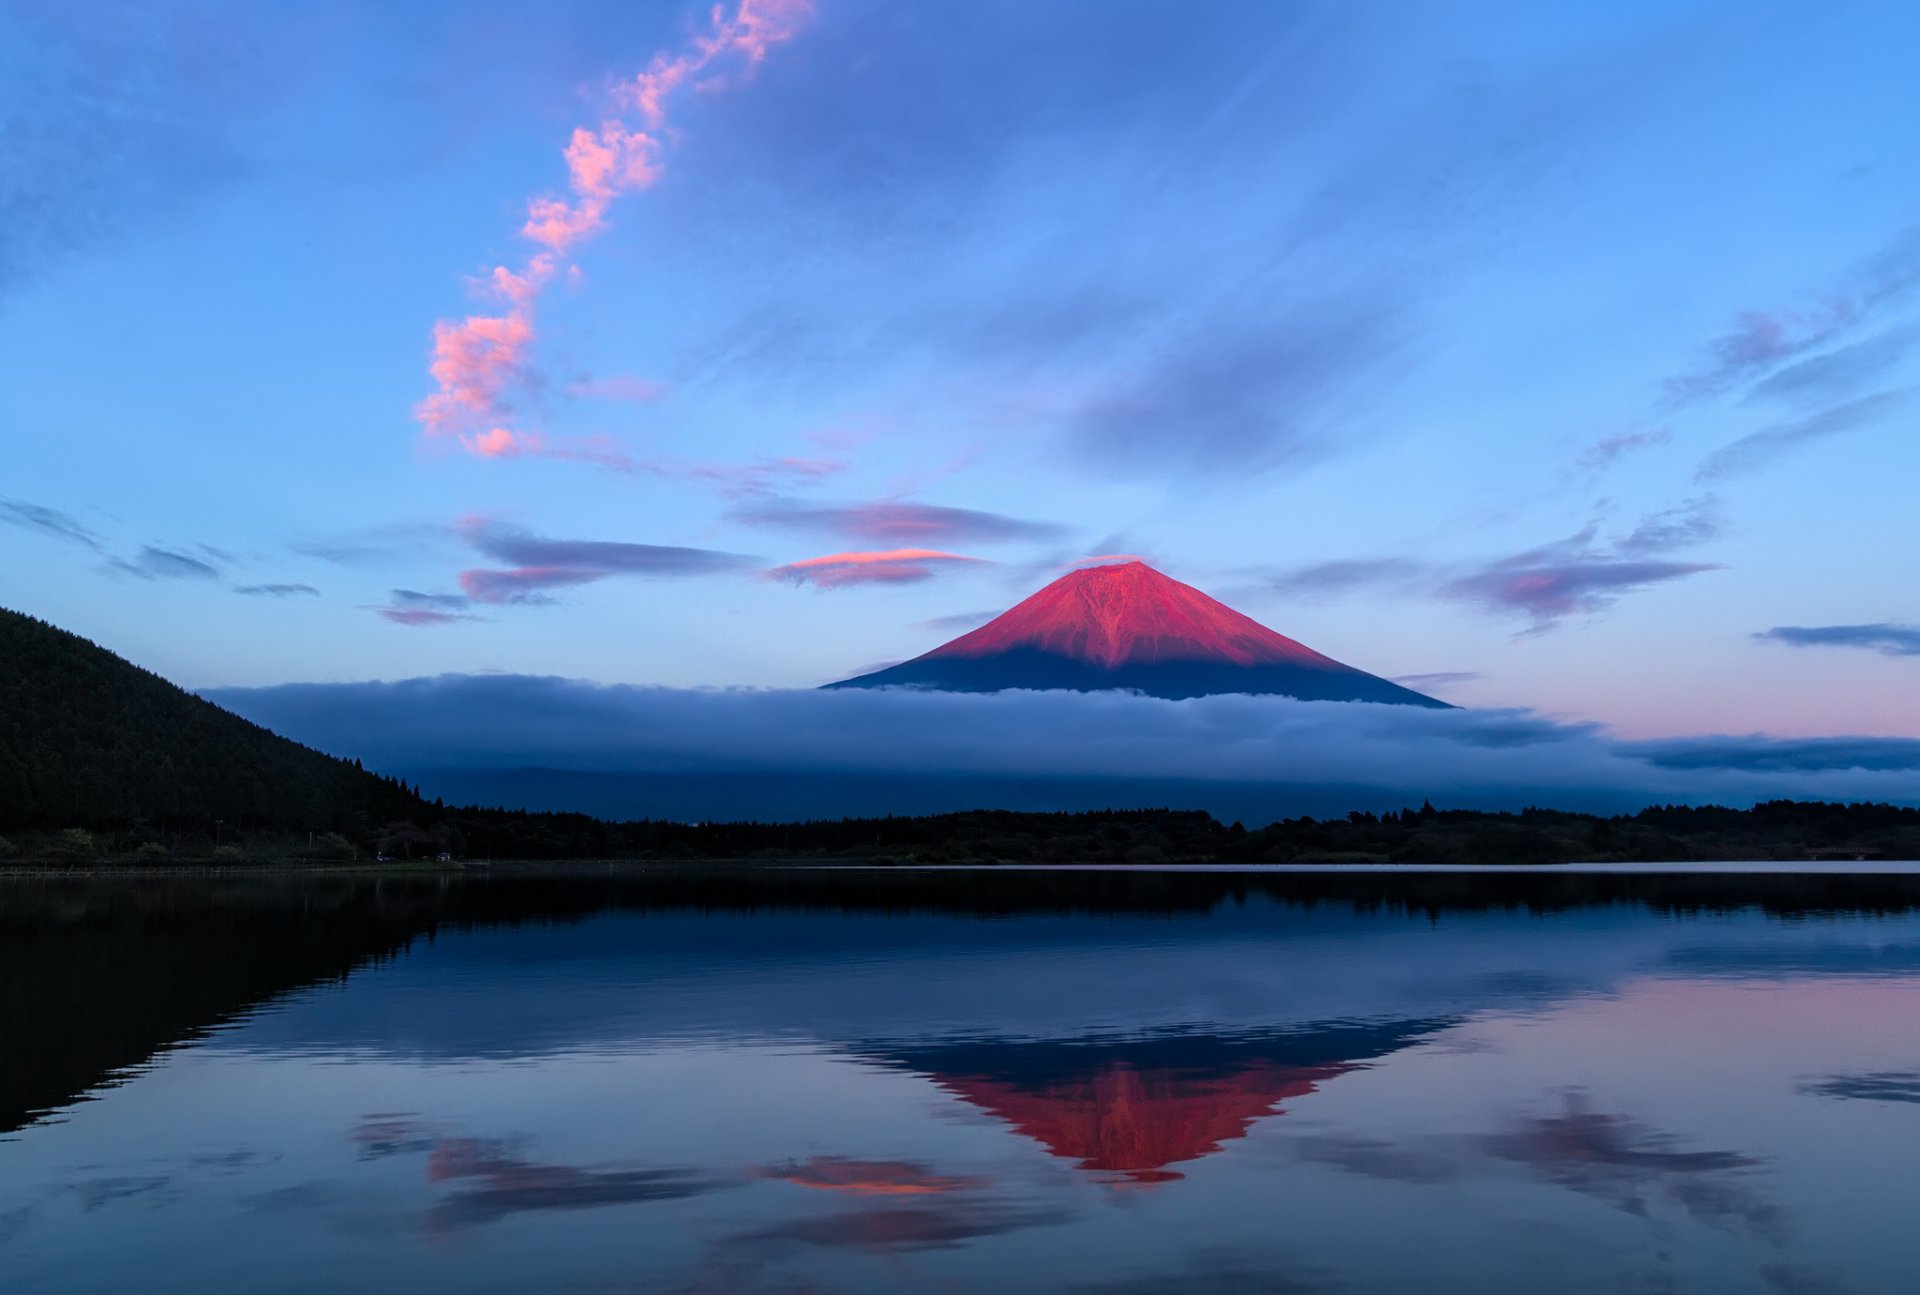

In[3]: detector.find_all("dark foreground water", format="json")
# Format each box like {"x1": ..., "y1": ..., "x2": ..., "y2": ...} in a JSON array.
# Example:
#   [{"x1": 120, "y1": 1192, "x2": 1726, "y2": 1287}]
[{"x1": 4, "y1": 868, "x2": 1920, "y2": 1293}]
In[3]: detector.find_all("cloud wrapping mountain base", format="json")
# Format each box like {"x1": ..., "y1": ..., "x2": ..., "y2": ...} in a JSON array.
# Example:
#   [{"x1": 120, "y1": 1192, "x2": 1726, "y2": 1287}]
[{"x1": 204, "y1": 677, "x2": 1920, "y2": 825}]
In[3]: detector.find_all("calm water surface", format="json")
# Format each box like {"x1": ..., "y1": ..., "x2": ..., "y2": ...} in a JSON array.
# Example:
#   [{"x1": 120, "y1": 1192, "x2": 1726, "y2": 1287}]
[{"x1": 3, "y1": 869, "x2": 1919, "y2": 1293}]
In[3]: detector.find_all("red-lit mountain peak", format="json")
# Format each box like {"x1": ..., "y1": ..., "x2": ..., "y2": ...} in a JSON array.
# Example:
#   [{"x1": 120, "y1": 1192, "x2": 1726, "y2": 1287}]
[
  {"x1": 929, "y1": 561, "x2": 1338, "y2": 670},
  {"x1": 826, "y1": 559, "x2": 1450, "y2": 706}
]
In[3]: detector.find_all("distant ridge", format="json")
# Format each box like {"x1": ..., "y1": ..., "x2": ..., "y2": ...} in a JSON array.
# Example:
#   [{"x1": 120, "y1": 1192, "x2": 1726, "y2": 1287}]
[{"x1": 827, "y1": 561, "x2": 1448, "y2": 706}]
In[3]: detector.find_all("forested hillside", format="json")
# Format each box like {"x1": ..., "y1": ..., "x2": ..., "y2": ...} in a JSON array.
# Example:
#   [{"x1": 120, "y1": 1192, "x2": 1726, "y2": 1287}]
[{"x1": 0, "y1": 609, "x2": 423, "y2": 834}]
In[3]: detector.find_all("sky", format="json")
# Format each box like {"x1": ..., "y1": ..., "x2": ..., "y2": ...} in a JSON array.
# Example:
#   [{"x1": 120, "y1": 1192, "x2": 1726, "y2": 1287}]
[{"x1": 4, "y1": 0, "x2": 1919, "y2": 780}]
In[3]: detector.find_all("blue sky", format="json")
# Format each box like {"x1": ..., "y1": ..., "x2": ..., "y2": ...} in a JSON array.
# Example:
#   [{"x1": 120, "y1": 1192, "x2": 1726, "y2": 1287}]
[{"x1": 4, "y1": 0, "x2": 1918, "y2": 742}]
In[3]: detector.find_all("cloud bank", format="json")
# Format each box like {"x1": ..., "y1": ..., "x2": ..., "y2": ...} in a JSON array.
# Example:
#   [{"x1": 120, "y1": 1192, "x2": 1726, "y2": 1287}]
[{"x1": 205, "y1": 677, "x2": 1920, "y2": 824}]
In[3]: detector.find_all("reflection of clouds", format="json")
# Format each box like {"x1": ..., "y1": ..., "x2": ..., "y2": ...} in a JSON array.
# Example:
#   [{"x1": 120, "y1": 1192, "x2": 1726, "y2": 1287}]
[
  {"x1": 1295, "y1": 1093, "x2": 1787, "y2": 1245},
  {"x1": 1483, "y1": 1093, "x2": 1782, "y2": 1242},
  {"x1": 758, "y1": 1156, "x2": 983, "y2": 1196},
  {"x1": 737, "y1": 1199, "x2": 1070, "y2": 1252},
  {"x1": 350, "y1": 1112, "x2": 443, "y2": 1159},
  {"x1": 342, "y1": 1114, "x2": 728, "y2": 1233},
  {"x1": 423, "y1": 1138, "x2": 724, "y2": 1231},
  {"x1": 1798, "y1": 1072, "x2": 1920, "y2": 1105},
  {"x1": 1291, "y1": 1133, "x2": 1462, "y2": 1184},
  {"x1": 70, "y1": 1174, "x2": 173, "y2": 1211}
]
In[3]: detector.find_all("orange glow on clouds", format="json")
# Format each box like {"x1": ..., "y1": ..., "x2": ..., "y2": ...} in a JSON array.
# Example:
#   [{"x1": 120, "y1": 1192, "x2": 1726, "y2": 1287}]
[{"x1": 769, "y1": 548, "x2": 987, "y2": 588}]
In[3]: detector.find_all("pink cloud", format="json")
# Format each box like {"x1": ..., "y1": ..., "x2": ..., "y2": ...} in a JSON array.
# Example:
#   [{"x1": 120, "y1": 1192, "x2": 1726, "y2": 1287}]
[
  {"x1": 768, "y1": 548, "x2": 987, "y2": 589},
  {"x1": 416, "y1": 0, "x2": 810, "y2": 458},
  {"x1": 415, "y1": 312, "x2": 536, "y2": 438},
  {"x1": 520, "y1": 196, "x2": 606, "y2": 253},
  {"x1": 564, "y1": 122, "x2": 662, "y2": 199}
]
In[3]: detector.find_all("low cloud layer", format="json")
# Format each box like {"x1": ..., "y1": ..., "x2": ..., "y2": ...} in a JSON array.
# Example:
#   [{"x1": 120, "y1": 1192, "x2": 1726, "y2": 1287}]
[{"x1": 205, "y1": 677, "x2": 1920, "y2": 823}]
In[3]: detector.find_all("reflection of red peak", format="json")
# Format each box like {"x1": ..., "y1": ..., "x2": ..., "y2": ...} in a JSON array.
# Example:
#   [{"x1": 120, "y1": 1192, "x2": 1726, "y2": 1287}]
[
  {"x1": 936, "y1": 1059, "x2": 1352, "y2": 1183},
  {"x1": 930, "y1": 561, "x2": 1334, "y2": 670}
]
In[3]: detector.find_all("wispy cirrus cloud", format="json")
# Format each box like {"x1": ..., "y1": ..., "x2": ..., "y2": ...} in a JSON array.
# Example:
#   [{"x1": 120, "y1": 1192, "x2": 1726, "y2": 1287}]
[
  {"x1": 293, "y1": 523, "x2": 455, "y2": 568},
  {"x1": 684, "y1": 456, "x2": 848, "y2": 499},
  {"x1": 1447, "y1": 548, "x2": 1718, "y2": 631},
  {"x1": 562, "y1": 374, "x2": 664, "y2": 403},
  {"x1": 1695, "y1": 391, "x2": 1907, "y2": 482},
  {"x1": 1063, "y1": 300, "x2": 1406, "y2": 476},
  {"x1": 768, "y1": 548, "x2": 987, "y2": 589},
  {"x1": 1574, "y1": 427, "x2": 1671, "y2": 474},
  {"x1": 1251, "y1": 496, "x2": 1721, "y2": 631},
  {"x1": 437, "y1": 431, "x2": 848, "y2": 499},
  {"x1": 1753, "y1": 623, "x2": 1920, "y2": 658},
  {"x1": 374, "y1": 589, "x2": 482, "y2": 628},
  {"x1": 1446, "y1": 498, "x2": 1723, "y2": 632},
  {"x1": 233, "y1": 583, "x2": 319, "y2": 598},
  {"x1": 457, "y1": 517, "x2": 756, "y2": 604},
  {"x1": 107, "y1": 545, "x2": 221, "y2": 581},
  {"x1": 1742, "y1": 325, "x2": 1920, "y2": 408},
  {"x1": 733, "y1": 499, "x2": 1065, "y2": 546},
  {"x1": 1665, "y1": 224, "x2": 1920, "y2": 404},
  {"x1": 414, "y1": 0, "x2": 810, "y2": 461},
  {"x1": 917, "y1": 610, "x2": 998, "y2": 634},
  {"x1": 1393, "y1": 671, "x2": 1484, "y2": 689},
  {"x1": 1263, "y1": 557, "x2": 1434, "y2": 601},
  {"x1": 1, "y1": 498, "x2": 102, "y2": 549}
]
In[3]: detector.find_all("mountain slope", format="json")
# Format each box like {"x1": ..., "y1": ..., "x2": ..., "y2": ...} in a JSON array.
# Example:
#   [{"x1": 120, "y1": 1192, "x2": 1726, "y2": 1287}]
[
  {"x1": 827, "y1": 561, "x2": 1448, "y2": 706},
  {"x1": 0, "y1": 608, "x2": 424, "y2": 831}
]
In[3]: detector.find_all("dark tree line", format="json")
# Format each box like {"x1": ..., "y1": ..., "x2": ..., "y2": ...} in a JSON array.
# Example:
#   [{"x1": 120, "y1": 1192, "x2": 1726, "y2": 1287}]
[{"x1": 0, "y1": 609, "x2": 421, "y2": 834}]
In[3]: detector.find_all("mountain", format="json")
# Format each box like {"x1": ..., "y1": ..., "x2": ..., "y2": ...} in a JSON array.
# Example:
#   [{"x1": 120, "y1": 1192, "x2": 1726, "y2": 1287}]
[
  {"x1": 0, "y1": 608, "x2": 424, "y2": 832},
  {"x1": 826, "y1": 560, "x2": 1449, "y2": 706}
]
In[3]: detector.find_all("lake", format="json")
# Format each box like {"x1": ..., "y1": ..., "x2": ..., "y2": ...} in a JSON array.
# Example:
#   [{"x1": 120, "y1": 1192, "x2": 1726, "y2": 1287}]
[{"x1": 4, "y1": 868, "x2": 1919, "y2": 1293}]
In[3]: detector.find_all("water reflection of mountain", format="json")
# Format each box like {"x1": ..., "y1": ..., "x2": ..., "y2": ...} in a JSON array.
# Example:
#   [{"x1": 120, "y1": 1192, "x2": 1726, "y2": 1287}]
[
  {"x1": 878, "y1": 1024, "x2": 1443, "y2": 1182},
  {"x1": 7, "y1": 868, "x2": 1920, "y2": 1138}
]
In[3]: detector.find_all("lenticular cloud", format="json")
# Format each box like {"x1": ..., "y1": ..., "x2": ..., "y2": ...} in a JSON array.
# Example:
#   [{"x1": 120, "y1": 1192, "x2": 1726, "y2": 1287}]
[{"x1": 205, "y1": 676, "x2": 1920, "y2": 824}]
